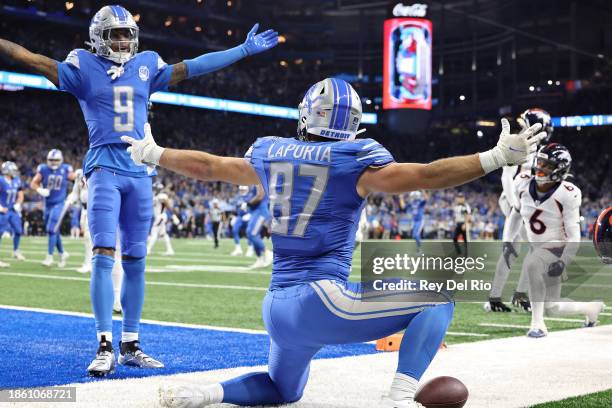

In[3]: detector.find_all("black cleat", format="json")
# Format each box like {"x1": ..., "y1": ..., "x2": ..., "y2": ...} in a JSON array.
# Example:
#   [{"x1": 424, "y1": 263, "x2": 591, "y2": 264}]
[{"x1": 488, "y1": 297, "x2": 512, "y2": 312}]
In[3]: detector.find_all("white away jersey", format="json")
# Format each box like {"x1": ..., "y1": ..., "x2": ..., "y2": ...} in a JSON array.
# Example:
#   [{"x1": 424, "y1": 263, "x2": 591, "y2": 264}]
[
  {"x1": 513, "y1": 174, "x2": 581, "y2": 243},
  {"x1": 501, "y1": 151, "x2": 536, "y2": 211}
]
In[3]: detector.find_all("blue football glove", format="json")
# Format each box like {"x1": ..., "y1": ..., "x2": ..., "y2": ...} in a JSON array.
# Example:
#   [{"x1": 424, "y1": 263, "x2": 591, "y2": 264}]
[{"x1": 242, "y1": 23, "x2": 279, "y2": 56}]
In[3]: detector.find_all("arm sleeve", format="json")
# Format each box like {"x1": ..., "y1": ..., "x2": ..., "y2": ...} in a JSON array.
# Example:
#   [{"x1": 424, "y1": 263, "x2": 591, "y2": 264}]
[
  {"x1": 183, "y1": 45, "x2": 246, "y2": 79},
  {"x1": 57, "y1": 50, "x2": 86, "y2": 98},
  {"x1": 150, "y1": 53, "x2": 173, "y2": 93}
]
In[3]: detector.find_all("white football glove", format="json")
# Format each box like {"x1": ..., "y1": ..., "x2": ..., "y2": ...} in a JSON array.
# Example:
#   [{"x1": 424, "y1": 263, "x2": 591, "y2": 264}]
[
  {"x1": 479, "y1": 119, "x2": 546, "y2": 174},
  {"x1": 121, "y1": 123, "x2": 165, "y2": 175},
  {"x1": 36, "y1": 187, "x2": 50, "y2": 198}
]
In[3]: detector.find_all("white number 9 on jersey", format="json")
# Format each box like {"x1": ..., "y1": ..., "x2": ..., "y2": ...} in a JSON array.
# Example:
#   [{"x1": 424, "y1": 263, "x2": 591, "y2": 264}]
[{"x1": 113, "y1": 86, "x2": 134, "y2": 132}]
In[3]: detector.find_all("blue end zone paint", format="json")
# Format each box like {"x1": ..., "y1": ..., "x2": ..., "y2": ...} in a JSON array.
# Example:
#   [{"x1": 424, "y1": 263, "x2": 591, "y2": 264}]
[{"x1": 0, "y1": 309, "x2": 379, "y2": 389}]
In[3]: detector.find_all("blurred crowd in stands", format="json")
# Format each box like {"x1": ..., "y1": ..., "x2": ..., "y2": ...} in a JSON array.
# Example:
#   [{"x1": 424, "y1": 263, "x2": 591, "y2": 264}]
[{"x1": 0, "y1": 13, "x2": 610, "y2": 242}]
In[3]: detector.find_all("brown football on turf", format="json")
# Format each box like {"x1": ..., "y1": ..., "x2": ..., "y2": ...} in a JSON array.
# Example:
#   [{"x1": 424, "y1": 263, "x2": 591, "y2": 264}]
[{"x1": 414, "y1": 376, "x2": 468, "y2": 408}]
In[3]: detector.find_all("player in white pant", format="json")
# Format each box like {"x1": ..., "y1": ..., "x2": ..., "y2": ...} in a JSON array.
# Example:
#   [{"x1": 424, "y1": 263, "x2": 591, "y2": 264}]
[
  {"x1": 72, "y1": 169, "x2": 123, "y2": 313},
  {"x1": 488, "y1": 109, "x2": 554, "y2": 313},
  {"x1": 503, "y1": 143, "x2": 604, "y2": 338},
  {"x1": 147, "y1": 190, "x2": 175, "y2": 256}
]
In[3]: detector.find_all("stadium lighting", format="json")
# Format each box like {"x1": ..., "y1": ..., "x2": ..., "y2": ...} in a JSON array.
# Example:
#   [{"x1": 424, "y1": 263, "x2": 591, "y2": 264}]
[
  {"x1": 476, "y1": 120, "x2": 496, "y2": 127},
  {"x1": 529, "y1": 85, "x2": 535, "y2": 91},
  {"x1": 278, "y1": 35, "x2": 287, "y2": 44},
  {"x1": 227, "y1": 29, "x2": 232, "y2": 36},
  {"x1": 0, "y1": 70, "x2": 378, "y2": 125},
  {"x1": 547, "y1": 80, "x2": 553, "y2": 85},
  {"x1": 556, "y1": 80, "x2": 561, "y2": 86},
  {"x1": 194, "y1": 26, "x2": 202, "y2": 32},
  {"x1": 476, "y1": 130, "x2": 484, "y2": 138},
  {"x1": 459, "y1": 95, "x2": 466, "y2": 101},
  {"x1": 133, "y1": 14, "x2": 141, "y2": 22},
  {"x1": 65, "y1": 2, "x2": 74, "y2": 11}
]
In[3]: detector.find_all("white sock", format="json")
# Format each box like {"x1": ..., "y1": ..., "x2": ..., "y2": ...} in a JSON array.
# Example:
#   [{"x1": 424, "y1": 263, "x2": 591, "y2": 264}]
[
  {"x1": 122, "y1": 331, "x2": 139, "y2": 343},
  {"x1": 389, "y1": 373, "x2": 418, "y2": 401},
  {"x1": 205, "y1": 383, "x2": 224, "y2": 404},
  {"x1": 97, "y1": 331, "x2": 112, "y2": 342},
  {"x1": 164, "y1": 235, "x2": 173, "y2": 252}
]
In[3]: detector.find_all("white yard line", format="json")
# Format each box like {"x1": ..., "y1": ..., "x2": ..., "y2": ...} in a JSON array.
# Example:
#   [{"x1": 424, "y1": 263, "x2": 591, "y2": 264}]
[
  {"x1": 446, "y1": 331, "x2": 489, "y2": 337},
  {"x1": 0, "y1": 272, "x2": 268, "y2": 291},
  {"x1": 0, "y1": 304, "x2": 267, "y2": 334},
  {"x1": 479, "y1": 323, "x2": 531, "y2": 329}
]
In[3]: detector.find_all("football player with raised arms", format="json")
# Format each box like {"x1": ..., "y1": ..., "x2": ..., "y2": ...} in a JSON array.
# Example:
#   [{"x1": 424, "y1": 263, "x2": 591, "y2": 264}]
[
  {"x1": 123, "y1": 78, "x2": 545, "y2": 408},
  {"x1": 487, "y1": 108, "x2": 554, "y2": 313},
  {"x1": 0, "y1": 5, "x2": 278, "y2": 376},
  {"x1": 31, "y1": 149, "x2": 76, "y2": 267},
  {"x1": 503, "y1": 143, "x2": 605, "y2": 338}
]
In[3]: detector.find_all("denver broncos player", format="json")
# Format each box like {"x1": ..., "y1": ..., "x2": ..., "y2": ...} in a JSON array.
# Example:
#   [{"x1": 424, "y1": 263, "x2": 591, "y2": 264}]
[
  {"x1": 0, "y1": 161, "x2": 25, "y2": 267},
  {"x1": 126, "y1": 78, "x2": 545, "y2": 408},
  {"x1": 0, "y1": 5, "x2": 278, "y2": 376},
  {"x1": 503, "y1": 143, "x2": 605, "y2": 338},
  {"x1": 31, "y1": 150, "x2": 76, "y2": 267},
  {"x1": 488, "y1": 108, "x2": 554, "y2": 313}
]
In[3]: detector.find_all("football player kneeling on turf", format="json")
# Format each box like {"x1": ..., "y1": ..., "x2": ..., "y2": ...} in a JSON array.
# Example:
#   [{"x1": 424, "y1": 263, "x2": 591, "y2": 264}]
[{"x1": 503, "y1": 143, "x2": 605, "y2": 338}]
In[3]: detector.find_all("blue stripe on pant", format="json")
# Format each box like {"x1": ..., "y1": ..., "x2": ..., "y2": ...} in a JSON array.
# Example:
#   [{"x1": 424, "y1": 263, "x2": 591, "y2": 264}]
[{"x1": 221, "y1": 279, "x2": 453, "y2": 405}]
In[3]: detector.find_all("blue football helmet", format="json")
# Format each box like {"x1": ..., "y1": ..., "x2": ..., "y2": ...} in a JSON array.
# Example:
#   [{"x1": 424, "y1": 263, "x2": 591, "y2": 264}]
[
  {"x1": 298, "y1": 78, "x2": 363, "y2": 141},
  {"x1": 47, "y1": 149, "x2": 64, "y2": 170},
  {"x1": 88, "y1": 5, "x2": 139, "y2": 64},
  {"x1": 1, "y1": 161, "x2": 16, "y2": 177}
]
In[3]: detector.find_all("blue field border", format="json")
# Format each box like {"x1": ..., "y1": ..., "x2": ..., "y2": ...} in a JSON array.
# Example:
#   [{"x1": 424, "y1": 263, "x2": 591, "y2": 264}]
[{"x1": 0, "y1": 308, "x2": 379, "y2": 389}]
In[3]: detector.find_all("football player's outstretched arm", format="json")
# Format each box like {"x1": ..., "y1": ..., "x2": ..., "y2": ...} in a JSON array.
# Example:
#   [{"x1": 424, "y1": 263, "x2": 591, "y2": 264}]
[
  {"x1": 358, "y1": 119, "x2": 546, "y2": 196},
  {"x1": 168, "y1": 23, "x2": 278, "y2": 86},
  {"x1": 121, "y1": 124, "x2": 259, "y2": 186},
  {"x1": 0, "y1": 39, "x2": 58, "y2": 86}
]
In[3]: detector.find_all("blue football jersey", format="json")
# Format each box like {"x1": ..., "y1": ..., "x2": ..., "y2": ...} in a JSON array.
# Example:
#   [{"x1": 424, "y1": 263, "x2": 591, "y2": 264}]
[
  {"x1": 232, "y1": 194, "x2": 247, "y2": 216},
  {"x1": 57, "y1": 49, "x2": 172, "y2": 177},
  {"x1": 0, "y1": 176, "x2": 20, "y2": 209},
  {"x1": 412, "y1": 198, "x2": 426, "y2": 221},
  {"x1": 243, "y1": 185, "x2": 269, "y2": 212},
  {"x1": 37, "y1": 164, "x2": 73, "y2": 206},
  {"x1": 246, "y1": 137, "x2": 394, "y2": 288}
]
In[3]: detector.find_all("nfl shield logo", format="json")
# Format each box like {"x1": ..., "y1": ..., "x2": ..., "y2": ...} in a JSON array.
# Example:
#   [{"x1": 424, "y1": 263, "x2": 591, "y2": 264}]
[{"x1": 139, "y1": 66, "x2": 150, "y2": 81}]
